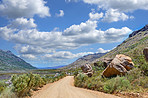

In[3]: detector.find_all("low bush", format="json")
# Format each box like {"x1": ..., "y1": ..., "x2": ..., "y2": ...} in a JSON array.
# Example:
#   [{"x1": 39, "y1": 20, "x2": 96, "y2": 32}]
[
  {"x1": 0, "y1": 87, "x2": 17, "y2": 98},
  {"x1": 11, "y1": 74, "x2": 39, "y2": 97},
  {"x1": 131, "y1": 49, "x2": 148, "y2": 76},
  {"x1": 0, "y1": 80, "x2": 8, "y2": 94},
  {"x1": 103, "y1": 76, "x2": 131, "y2": 93},
  {"x1": 74, "y1": 73, "x2": 88, "y2": 87},
  {"x1": 126, "y1": 68, "x2": 142, "y2": 83},
  {"x1": 11, "y1": 72, "x2": 66, "y2": 97},
  {"x1": 85, "y1": 76, "x2": 104, "y2": 91}
]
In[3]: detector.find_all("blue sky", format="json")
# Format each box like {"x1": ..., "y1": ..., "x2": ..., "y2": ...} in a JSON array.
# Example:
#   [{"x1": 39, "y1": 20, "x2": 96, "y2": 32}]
[{"x1": 0, "y1": 0, "x2": 148, "y2": 67}]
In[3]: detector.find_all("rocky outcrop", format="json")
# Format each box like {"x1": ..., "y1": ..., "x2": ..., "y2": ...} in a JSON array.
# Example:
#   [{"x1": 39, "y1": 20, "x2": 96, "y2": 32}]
[
  {"x1": 143, "y1": 47, "x2": 148, "y2": 62},
  {"x1": 103, "y1": 58, "x2": 113, "y2": 68},
  {"x1": 129, "y1": 24, "x2": 148, "y2": 38},
  {"x1": 102, "y1": 54, "x2": 134, "y2": 77},
  {"x1": 81, "y1": 63, "x2": 93, "y2": 77}
]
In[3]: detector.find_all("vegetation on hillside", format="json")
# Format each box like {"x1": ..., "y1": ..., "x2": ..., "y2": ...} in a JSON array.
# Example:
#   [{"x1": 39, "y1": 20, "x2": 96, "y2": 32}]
[
  {"x1": 74, "y1": 27, "x2": 148, "y2": 96},
  {"x1": 0, "y1": 49, "x2": 36, "y2": 71},
  {"x1": 74, "y1": 61, "x2": 148, "y2": 94}
]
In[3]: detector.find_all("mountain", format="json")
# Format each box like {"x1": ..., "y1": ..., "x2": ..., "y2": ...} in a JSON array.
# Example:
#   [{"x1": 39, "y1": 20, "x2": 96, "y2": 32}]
[
  {"x1": 97, "y1": 24, "x2": 148, "y2": 61},
  {"x1": 64, "y1": 53, "x2": 106, "y2": 69},
  {"x1": 0, "y1": 49, "x2": 36, "y2": 71}
]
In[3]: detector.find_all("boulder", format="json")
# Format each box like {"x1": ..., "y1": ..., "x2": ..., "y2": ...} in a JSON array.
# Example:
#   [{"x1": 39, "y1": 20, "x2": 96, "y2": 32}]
[
  {"x1": 143, "y1": 47, "x2": 148, "y2": 62},
  {"x1": 81, "y1": 63, "x2": 93, "y2": 77},
  {"x1": 102, "y1": 54, "x2": 134, "y2": 77},
  {"x1": 103, "y1": 58, "x2": 113, "y2": 68}
]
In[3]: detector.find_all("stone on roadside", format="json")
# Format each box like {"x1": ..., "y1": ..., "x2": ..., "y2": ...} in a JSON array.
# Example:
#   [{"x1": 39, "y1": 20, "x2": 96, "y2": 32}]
[{"x1": 102, "y1": 54, "x2": 134, "y2": 77}]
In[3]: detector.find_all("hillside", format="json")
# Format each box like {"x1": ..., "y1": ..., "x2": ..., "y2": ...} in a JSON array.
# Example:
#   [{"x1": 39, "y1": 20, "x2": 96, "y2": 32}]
[
  {"x1": 73, "y1": 25, "x2": 148, "y2": 97},
  {"x1": 97, "y1": 24, "x2": 148, "y2": 61},
  {"x1": 0, "y1": 49, "x2": 36, "y2": 71},
  {"x1": 64, "y1": 53, "x2": 106, "y2": 69},
  {"x1": 65, "y1": 24, "x2": 148, "y2": 69}
]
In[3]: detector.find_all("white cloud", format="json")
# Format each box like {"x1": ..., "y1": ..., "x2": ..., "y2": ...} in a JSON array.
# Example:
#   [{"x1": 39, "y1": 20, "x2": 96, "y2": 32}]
[
  {"x1": 21, "y1": 54, "x2": 36, "y2": 60},
  {"x1": 0, "y1": 0, "x2": 50, "y2": 18},
  {"x1": 8, "y1": 18, "x2": 37, "y2": 29},
  {"x1": 102, "y1": 9, "x2": 133, "y2": 22},
  {"x1": 83, "y1": 0, "x2": 148, "y2": 12},
  {"x1": 0, "y1": 19, "x2": 132, "y2": 50},
  {"x1": 15, "y1": 45, "x2": 55, "y2": 55},
  {"x1": 44, "y1": 51, "x2": 94, "y2": 60},
  {"x1": 63, "y1": 20, "x2": 97, "y2": 36},
  {"x1": 89, "y1": 12, "x2": 104, "y2": 20},
  {"x1": 97, "y1": 48, "x2": 110, "y2": 53},
  {"x1": 0, "y1": 15, "x2": 132, "y2": 64},
  {"x1": 56, "y1": 10, "x2": 64, "y2": 17}
]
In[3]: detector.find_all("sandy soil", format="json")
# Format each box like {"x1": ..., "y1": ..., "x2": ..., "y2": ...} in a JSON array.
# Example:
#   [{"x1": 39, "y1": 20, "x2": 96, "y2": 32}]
[{"x1": 31, "y1": 76, "x2": 120, "y2": 98}]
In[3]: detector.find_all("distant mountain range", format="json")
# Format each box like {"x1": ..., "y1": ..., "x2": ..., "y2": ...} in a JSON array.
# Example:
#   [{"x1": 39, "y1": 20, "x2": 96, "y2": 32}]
[
  {"x1": 64, "y1": 53, "x2": 106, "y2": 69},
  {"x1": 0, "y1": 49, "x2": 36, "y2": 71}
]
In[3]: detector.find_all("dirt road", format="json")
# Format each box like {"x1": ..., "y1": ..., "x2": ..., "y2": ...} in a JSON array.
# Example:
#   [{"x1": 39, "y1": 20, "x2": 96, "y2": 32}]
[{"x1": 32, "y1": 76, "x2": 120, "y2": 98}]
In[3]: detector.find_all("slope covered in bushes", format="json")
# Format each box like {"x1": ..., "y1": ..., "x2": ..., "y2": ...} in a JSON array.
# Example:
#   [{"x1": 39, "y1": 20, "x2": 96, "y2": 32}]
[{"x1": 74, "y1": 25, "x2": 148, "y2": 97}]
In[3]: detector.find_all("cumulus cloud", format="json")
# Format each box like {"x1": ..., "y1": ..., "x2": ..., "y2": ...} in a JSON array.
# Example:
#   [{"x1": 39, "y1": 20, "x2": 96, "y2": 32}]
[
  {"x1": 63, "y1": 20, "x2": 97, "y2": 36},
  {"x1": 63, "y1": 20, "x2": 131, "y2": 44},
  {"x1": 14, "y1": 45, "x2": 55, "y2": 55},
  {"x1": 0, "y1": 14, "x2": 132, "y2": 63},
  {"x1": 102, "y1": 9, "x2": 133, "y2": 22},
  {"x1": 97, "y1": 48, "x2": 110, "y2": 53},
  {"x1": 21, "y1": 54, "x2": 36, "y2": 60},
  {"x1": 0, "y1": 18, "x2": 132, "y2": 50},
  {"x1": 89, "y1": 9, "x2": 104, "y2": 20},
  {"x1": 80, "y1": 0, "x2": 148, "y2": 22},
  {"x1": 8, "y1": 18, "x2": 37, "y2": 29},
  {"x1": 56, "y1": 10, "x2": 64, "y2": 17},
  {"x1": 83, "y1": 0, "x2": 148, "y2": 12},
  {"x1": 0, "y1": 0, "x2": 50, "y2": 18},
  {"x1": 89, "y1": 12, "x2": 104, "y2": 20},
  {"x1": 44, "y1": 51, "x2": 94, "y2": 60}
]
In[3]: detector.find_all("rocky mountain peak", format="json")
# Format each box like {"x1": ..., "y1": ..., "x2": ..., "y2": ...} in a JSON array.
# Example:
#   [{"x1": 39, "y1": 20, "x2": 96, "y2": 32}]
[
  {"x1": 129, "y1": 24, "x2": 148, "y2": 38},
  {"x1": 6, "y1": 50, "x2": 13, "y2": 54}
]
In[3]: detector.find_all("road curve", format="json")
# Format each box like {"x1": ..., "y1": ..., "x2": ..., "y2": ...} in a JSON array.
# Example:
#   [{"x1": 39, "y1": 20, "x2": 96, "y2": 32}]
[{"x1": 32, "y1": 76, "x2": 120, "y2": 98}]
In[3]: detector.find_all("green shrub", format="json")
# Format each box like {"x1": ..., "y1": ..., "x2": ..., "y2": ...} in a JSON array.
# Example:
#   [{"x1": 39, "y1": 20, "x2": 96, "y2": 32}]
[
  {"x1": 33, "y1": 74, "x2": 45, "y2": 90},
  {"x1": 93, "y1": 61, "x2": 105, "y2": 72},
  {"x1": 103, "y1": 78, "x2": 115, "y2": 93},
  {"x1": 74, "y1": 73, "x2": 88, "y2": 87},
  {"x1": 74, "y1": 70, "x2": 79, "y2": 77},
  {"x1": 126, "y1": 68, "x2": 142, "y2": 83},
  {"x1": 0, "y1": 87, "x2": 17, "y2": 98},
  {"x1": 11, "y1": 74, "x2": 34, "y2": 97},
  {"x1": 103, "y1": 76, "x2": 131, "y2": 93},
  {"x1": 131, "y1": 49, "x2": 148, "y2": 76},
  {"x1": 11, "y1": 73, "x2": 46, "y2": 97},
  {"x1": 85, "y1": 77, "x2": 104, "y2": 91},
  {"x1": 139, "y1": 76, "x2": 148, "y2": 88},
  {"x1": 0, "y1": 80, "x2": 8, "y2": 94}
]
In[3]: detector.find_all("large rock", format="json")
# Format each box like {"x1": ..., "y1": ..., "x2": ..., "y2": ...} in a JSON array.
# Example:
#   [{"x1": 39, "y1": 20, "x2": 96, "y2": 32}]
[
  {"x1": 102, "y1": 54, "x2": 134, "y2": 77},
  {"x1": 143, "y1": 47, "x2": 148, "y2": 62},
  {"x1": 81, "y1": 63, "x2": 93, "y2": 77},
  {"x1": 103, "y1": 58, "x2": 113, "y2": 68}
]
